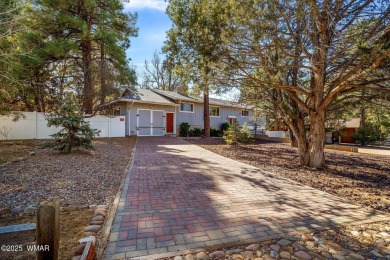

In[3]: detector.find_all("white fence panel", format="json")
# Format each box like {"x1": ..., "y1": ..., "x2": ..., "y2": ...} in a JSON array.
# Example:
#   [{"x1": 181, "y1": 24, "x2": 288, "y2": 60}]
[
  {"x1": 0, "y1": 112, "x2": 37, "y2": 140},
  {"x1": 265, "y1": 131, "x2": 290, "y2": 138},
  {"x1": 0, "y1": 112, "x2": 125, "y2": 140},
  {"x1": 86, "y1": 116, "x2": 110, "y2": 138},
  {"x1": 36, "y1": 113, "x2": 59, "y2": 139},
  {"x1": 109, "y1": 117, "x2": 126, "y2": 137}
]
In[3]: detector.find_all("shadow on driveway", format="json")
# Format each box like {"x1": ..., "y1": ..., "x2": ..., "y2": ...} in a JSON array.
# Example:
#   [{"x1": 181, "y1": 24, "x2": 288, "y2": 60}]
[{"x1": 104, "y1": 137, "x2": 389, "y2": 259}]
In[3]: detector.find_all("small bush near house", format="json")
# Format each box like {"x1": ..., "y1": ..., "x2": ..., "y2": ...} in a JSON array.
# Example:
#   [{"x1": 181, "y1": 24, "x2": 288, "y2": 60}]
[
  {"x1": 179, "y1": 122, "x2": 190, "y2": 137},
  {"x1": 240, "y1": 122, "x2": 254, "y2": 143},
  {"x1": 210, "y1": 128, "x2": 222, "y2": 137},
  {"x1": 45, "y1": 97, "x2": 100, "y2": 153},
  {"x1": 223, "y1": 121, "x2": 254, "y2": 145},
  {"x1": 223, "y1": 121, "x2": 240, "y2": 146},
  {"x1": 352, "y1": 123, "x2": 386, "y2": 146},
  {"x1": 220, "y1": 122, "x2": 230, "y2": 133},
  {"x1": 189, "y1": 128, "x2": 204, "y2": 137}
]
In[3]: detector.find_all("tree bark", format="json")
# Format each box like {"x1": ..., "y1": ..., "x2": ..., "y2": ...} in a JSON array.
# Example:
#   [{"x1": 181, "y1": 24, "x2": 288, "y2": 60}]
[
  {"x1": 100, "y1": 40, "x2": 107, "y2": 105},
  {"x1": 307, "y1": 112, "x2": 326, "y2": 168},
  {"x1": 288, "y1": 126, "x2": 298, "y2": 147},
  {"x1": 81, "y1": 3, "x2": 94, "y2": 114},
  {"x1": 360, "y1": 89, "x2": 366, "y2": 127},
  {"x1": 289, "y1": 116, "x2": 309, "y2": 166},
  {"x1": 298, "y1": 138, "x2": 310, "y2": 166},
  {"x1": 82, "y1": 38, "x2": 93, "y2": 114},
  {"x1": 203, "y1": 84, "x2": 210, "y2": 138}
]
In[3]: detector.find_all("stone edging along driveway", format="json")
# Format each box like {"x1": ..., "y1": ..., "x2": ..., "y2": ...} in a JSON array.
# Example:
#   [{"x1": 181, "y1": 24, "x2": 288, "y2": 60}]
[{"x1": 103, "y1": 136, "x2": 390, "y2": 259}]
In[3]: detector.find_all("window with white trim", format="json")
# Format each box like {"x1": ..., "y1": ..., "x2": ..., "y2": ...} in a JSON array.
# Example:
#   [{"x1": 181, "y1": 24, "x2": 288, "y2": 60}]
[
  {"x1": 241, "y1": 109, "x2": 249, "y2": 117},
  {"x1": 180, "y1": 103, "x2": 194, "y2": 112},
  {"x1": 228, "y1": 116, "x2": 236, "y2": 125},
  {"x1": 209, "y1": 106, "x2": 220, "y2": 117},
  {"x1": 114, "y1": 107, "x2": 121, "y2": 116}
]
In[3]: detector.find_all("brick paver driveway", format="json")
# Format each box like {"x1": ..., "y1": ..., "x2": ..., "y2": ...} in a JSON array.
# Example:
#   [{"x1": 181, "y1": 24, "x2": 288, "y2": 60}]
[{"x1": 104, "y1": 137, "x2": 389, "y2": 259}]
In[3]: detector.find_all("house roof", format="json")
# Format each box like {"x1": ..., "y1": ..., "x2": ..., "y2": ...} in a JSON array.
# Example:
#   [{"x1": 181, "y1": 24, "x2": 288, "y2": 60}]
[
  {"x1": 345, "y1": 118, "x2": 360, "y2": 128},
  {"x1": 120, "y1": 89, "x2": 176, "y2": 106},
  {"x1": 116, "y1": 88, "x2": 254, "y2": 109},
  {"x1": 152, "y1": 89, "x2": 253, "y2": 109},
  {"x1": 209, "y1": 98, "x2": 254, "y2": 109},
  {"x1": 151, "y1": 89, "x2": 200, "y2": 103}
]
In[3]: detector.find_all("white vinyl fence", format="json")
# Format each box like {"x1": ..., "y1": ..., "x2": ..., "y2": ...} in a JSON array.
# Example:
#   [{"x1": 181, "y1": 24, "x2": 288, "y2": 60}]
[
  {"x1": 0, "y1": 112, "x2": 125, "y2": 140},
  {"x1": 265, "y1": 130, "x2": 290, "y2": 138}
]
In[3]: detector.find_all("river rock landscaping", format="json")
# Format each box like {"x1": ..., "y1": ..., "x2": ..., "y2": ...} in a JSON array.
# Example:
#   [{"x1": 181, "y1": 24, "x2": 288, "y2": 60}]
[
  {"x1": 0, "y1": 137, "x2": 135, "y2": 260},
  {"x1": 160, "y1": 221, "x2": 390, "y2": 260}
]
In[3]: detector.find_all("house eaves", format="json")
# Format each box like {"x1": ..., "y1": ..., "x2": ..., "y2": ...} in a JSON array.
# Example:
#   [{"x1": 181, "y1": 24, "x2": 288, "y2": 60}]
[{"x1": 118, "y1": 98, "x2": 179, "y2": 106}]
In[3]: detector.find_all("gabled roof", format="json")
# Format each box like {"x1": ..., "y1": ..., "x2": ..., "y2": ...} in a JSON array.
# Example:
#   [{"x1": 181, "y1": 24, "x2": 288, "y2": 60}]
[
  {"x1": 120, "y1": 89, "x2": 175, "y2": 106},
  {"x1": 209, "y1": 98, "x2": 254, "y2": 109},
  {"x1": 151, "y1": 89, "x2": 200, "y2": 103},
  {"x1": 115, "y1": 88, "x2": 254, "y2": 109},
  {"x1": 152, "y1": 89, "x2": 253, "y2": 109}
]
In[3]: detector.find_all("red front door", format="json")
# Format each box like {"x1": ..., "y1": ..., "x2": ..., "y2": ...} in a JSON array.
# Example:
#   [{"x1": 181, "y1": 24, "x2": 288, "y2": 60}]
[{"x1": 166, "y1": 113, "x2": 174, "y2": 133}]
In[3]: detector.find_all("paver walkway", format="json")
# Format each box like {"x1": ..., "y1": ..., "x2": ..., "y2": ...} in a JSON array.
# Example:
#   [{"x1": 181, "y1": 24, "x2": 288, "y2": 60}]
[{"x1": 104, "y1": 137, "x2": 389, "y2": 259}]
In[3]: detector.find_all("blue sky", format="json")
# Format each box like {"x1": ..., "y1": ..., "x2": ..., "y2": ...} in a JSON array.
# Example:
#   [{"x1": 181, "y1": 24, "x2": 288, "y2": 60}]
[
  {"x1": 122, "y1": 0, "x2": 238, "y2": 100},
  {"x1": 123, "y1": 0, "x2": 170, "y2": 75}
]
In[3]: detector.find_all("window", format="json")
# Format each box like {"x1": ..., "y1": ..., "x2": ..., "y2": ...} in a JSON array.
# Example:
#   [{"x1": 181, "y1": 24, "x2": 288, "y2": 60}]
[
  {"x1": 228, "y1": 116, "x2": 236, "y2": 125},
  {"x1": 180, "y1": 103, "x2": 194, "y2": 112},
  {"x1": 209, "y1": 106, "x2": 220, "y2": 117},
  {"x1": 241, "y1": 109, "x2": 249, "y2": 117},
  {"x1": 113, "y1": 107, "x2": 121, "y2": 116}
]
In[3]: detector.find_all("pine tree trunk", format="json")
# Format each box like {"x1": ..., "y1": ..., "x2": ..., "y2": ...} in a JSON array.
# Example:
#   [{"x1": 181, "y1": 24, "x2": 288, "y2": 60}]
[
  {"x1": 82, "y1": 39, "x2": 93, "y2": 114},
  {"x1": 287, "y1": 111, "x2": 326, "y2": 168},
  {"x1": 360, "y1": 89, "x2": 366, "y2": 127},
  {"x1": 204, "y1": 84, "x2": 210, "y2": 138},
  {"x1": 100, "y1": 41, "x2": 106, "y2": 105},
  {"x1": 298, "y1": 139, "x2": 310, "y2": 166},
  {"x1": 293, "y1": 120, "x2": 310, "y2": 166},
  {"x1": 307, "y1": 112, "x2": 326, "y2": 168},
  {"x1": 285, "y1": 115, "x2": 310, "y2": 166},
  {"x1": 81, "y1": 3, "x2": 93, "y2": 114},
  {"x1": 288, "y1": 127, "x2": 298, "y2": 147}
]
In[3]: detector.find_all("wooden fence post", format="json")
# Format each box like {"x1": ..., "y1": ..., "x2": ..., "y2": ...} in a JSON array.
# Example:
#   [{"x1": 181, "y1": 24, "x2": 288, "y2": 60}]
[{"x1": 36, "y1": 200, "x2": 60, "y2": 260}]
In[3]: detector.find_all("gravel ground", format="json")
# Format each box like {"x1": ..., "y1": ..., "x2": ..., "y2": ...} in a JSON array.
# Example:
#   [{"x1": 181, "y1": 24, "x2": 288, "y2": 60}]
[
  {"x1": 165, "y1": 138, "x2": 390, "y2": 260},
  {"x1": 161, "y1": 221, "x2": 390, "y2": 260},
  {"x1": 0, "y1": 138, "x2": 135, "y2": 259},
  {"x1": 187, "y1": 138, "x2": 390, "y2": 213},
  {"x1": 0, "y1": 137, "x2": 135, "y2": 210}
]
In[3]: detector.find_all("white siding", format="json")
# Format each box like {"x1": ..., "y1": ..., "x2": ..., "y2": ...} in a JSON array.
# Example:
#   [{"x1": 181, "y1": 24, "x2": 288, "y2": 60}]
[
  {"x1": 176, "y1": 103, "x2": 254, "y2": 129},
  {"x1": 125, "y1": 103, "x2": 176, "y2": 136}
]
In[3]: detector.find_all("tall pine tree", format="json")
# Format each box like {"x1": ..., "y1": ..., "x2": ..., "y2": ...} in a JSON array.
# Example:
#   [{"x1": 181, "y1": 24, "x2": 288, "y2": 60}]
[
  {"x1": 164, "y1": 0, "x2": 231, "y2": 137},
  {"x1": 30, "y1": 0, "x2": 138, "y2": 113}
]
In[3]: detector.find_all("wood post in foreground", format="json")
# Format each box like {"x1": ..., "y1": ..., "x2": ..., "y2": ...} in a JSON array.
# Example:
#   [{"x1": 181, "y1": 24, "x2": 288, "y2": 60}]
[{"x1": 36, "y1": 200, "x2": 60, "y2": 260}]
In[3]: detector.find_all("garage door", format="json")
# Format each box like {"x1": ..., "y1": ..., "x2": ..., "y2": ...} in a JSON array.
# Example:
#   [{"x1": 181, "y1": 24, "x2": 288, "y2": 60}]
[{"x1": 137, "y1": 109, "x2": 165, "y2": 136}]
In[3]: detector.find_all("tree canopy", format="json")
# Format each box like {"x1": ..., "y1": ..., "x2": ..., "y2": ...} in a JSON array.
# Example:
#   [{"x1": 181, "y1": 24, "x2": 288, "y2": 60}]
[
  {"x1": 141, "y1": 50, "x2": 182, "y2": 91},
  {"x1": 164, "y1": 0, "x2": 233, "y2": 137},
  {"x1": 0, "y1": 0, "x2": 138, "y2": 114},
  {"x1": 165, "y1": 0, "x2": 390, "y2": 168}
]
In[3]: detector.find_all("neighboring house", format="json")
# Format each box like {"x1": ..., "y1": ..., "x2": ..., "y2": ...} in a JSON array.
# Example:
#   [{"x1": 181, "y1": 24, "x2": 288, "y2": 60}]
[
  {"x1": 105, "y1": 88, "x2": 262, "y2": 137},
  {"x1": 327, "y1": 118, "x2": 360, "y2": 143},
  {"x1": 340, "y1": 118, "x2": 360, "y2": 143}
]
